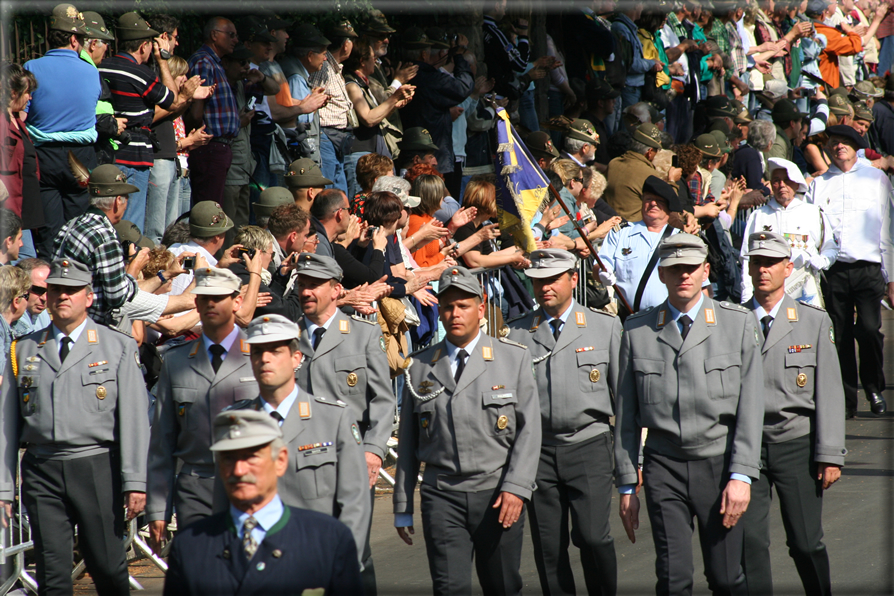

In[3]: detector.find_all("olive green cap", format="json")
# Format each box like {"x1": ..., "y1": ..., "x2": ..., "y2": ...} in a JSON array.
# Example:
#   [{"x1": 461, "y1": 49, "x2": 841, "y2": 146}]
[
  {"x1": 189, "y1": 201, "x2": 234, "y2": 238},
  {"x1": 328, "y1": 18, "x2": 358, "y2": 39},
  {"x1": 398, "y1": 127, "x2": 438, "y2": 152},
  {"x1": 89, "y1": 164, "x2": 140, "y2": 197},
  {"x1": 694, "y1": 133, "x2": 722, "y2": 158},
  {"x1": 566, "y1": 119, "x2": 600, "y2": 144},
  {"x1": 113, "y1": 220, "x2": 154, "y2": 249},
  {"x1": 853, "y1": 80, "x2": 882, "y2": 99},
  {"x1": 709, "y1": 129, "x2": 732, "y2": 154},
  {"x1": 253, "y1": 187, "x2": 294, "y2": 217},
  {"x1": 49, "y1": 4, "x2": 88, "y2": 35},
  {"x1": 731, "y1": 99, "x2": 752, "y2": 124},
  {"x1": 116, "y1": 12, "x2": 159, "y2": 41},
  {"x1": 632, "y1": 123, "x2": 662, "y2": 149},
  {"x1": 828, "y1": 93, "x2": 852, "y2": 116},
  {"x1": 402, "y1": 26, "x2": 432, "y2": 49},
  {"x1": 284, "y1": 158, "x2": 333, "y2": 188},
  {"x1": 525, "y1": 131, "x2": 560, "y2": 160},
  {"x1": 82, "y1": 11, "x2": 114, "y2": 41},
  {"x1": 853, "y1": 101, "x2": 874, "y2": 122}
]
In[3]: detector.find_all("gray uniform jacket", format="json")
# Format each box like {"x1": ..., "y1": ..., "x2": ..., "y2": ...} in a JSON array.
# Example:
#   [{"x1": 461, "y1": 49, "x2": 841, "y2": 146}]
[
  {"x1": 751, "y1": 295, "x2": 846, "y2": 466},
  {"x1": 507, "y1": 303, "x2": 620, "y2": 446},
  {"x1": 614, "y1": 299, "x2": 765, "y2": 487},
  {"x1": 146, "y1": 331, "x2": 258, "y2": 522},
  {"x1": 296, "y1": 310, "x2": 394, "y2": 461},
  {"x1": 220, "y1": 393, "x2": 372, "y2": 560},
  {"x1": 0, "y1": 320, "x2": 149, "y2": 501},
  {"x1": 393, "y1": 334, "x2": 542, "y2": 516}
]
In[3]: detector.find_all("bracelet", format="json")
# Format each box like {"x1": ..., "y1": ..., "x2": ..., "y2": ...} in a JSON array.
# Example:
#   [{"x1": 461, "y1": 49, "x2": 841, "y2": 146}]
[
  {"x1": 250, "y1": 271, "x2": 261, "y2": 278},
  {"x1": 156, "y1": 271, "x2": 167, "y2": 284}
]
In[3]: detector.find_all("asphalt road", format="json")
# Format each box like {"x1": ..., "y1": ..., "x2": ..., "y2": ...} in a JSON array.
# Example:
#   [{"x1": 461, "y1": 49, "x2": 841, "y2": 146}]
[{"x1": 63, "y1": 315, "x2": 894, "y2": 595}]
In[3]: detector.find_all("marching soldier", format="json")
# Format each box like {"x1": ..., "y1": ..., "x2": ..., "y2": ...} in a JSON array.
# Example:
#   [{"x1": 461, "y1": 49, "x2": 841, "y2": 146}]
[
  {"x1": 615, "y1": 234, "x2": 764, "y2": 595},
  {"x1": 293, "y1": 253, "x2": 394, "y2": 590},
  {"x1": 507, "y1": 248, "x2": 620, "y2": 596},
  {"x1": 740, "y1": 232, "x2": 846, "y2": 596},
  {"x1": 0, "y1": 258, "x2": 149, "y2": 595},
  {"x1": 147, "y1": 267, "x2": 259, "y2": 549},
  {"x1": 394, "y1": 266, "x2": 541, "y2": 595},
  {"x1": 219, "y1": 314, "x2": 371, "y2": 562}
]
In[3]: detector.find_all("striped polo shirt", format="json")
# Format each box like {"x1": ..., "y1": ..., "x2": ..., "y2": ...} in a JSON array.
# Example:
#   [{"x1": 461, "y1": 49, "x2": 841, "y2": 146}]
[{"x1": 98, "y1": 53, "x2": 174, "y2": 168}]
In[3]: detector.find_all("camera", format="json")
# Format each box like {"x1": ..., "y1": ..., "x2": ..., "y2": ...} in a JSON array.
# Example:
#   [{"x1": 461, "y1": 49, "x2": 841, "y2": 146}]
[
  {"x1": 182, "y1": 256, "x2": 196, "y2": 270},
  {"x1": 365, "y1": 226, "x2": 379, "y2": 240},
  {"x1": 237, "y1": 247, "x2": 257, "y2": 259},
  {"x1": 121, "y1": 240, "x2": 135, "y2": 262}
]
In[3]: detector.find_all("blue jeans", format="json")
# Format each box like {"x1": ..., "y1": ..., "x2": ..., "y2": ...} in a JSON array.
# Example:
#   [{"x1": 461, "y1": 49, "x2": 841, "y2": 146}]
[
  {"x1": 145, "y1": 159, "x2": 181, "y2": 243},
  {"x1": 879, "y1": 36, "x2": 894, "y2": 79},
  {"x1": 345, "y1": 151, "x2": 371, "y2": 203},
  {"x1": 518, "y1": 88, "x2": 539, "y2": 132},
  {"x1": 179, "y1": 178, "x2": 192, "y2": 220},
  {"x1": 320, "y1": 131, "x2": 348, "y2": 195},
  {"x1": 619, "y1": 86, "x2": 641, "y2": 120},
  {"x1": 18, "y1": 230, "x2": 37, "y2": 261},
  {"x1": 117, "y1": 165, "x2": 150, "y2": 232}
]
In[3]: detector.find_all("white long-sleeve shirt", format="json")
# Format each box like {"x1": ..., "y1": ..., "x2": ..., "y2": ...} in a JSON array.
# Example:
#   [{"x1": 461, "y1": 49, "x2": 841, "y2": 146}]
[
  {"x1": 739, "y1": 197, "x2": 838, "y2": 302},
  {"x1": 804, "y1": 160, "x2": 894, "y2": 282}
]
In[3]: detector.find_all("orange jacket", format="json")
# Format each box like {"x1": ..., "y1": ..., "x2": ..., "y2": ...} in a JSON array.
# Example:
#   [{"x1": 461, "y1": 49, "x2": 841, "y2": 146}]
[{"x1": 813, "y1": 22, "x2": 862, "y2": 87}]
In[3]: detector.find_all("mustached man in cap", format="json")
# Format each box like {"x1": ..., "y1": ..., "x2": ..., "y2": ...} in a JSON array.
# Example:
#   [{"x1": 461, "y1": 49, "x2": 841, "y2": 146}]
[
  {"x1": 805, "y1": 125, "x2": 893, "y2": 418},
  {"x1": 163, "y1": 410, "x2": 363, "y2": 596},
  {"x1": 24, "y1": 4, "x2": 101, "y2": 258},
  {"x1": 147, "y1": 266, "x2": 259, "y2": 551},
  {"x1": 293, "y1": 252, "x2": 393, "y2": 591},
  {"x1": 0, "y1": 258, "x2": 149, "y2": 595},
  {"x1": 506, "y1": 249, "x2": 621, "y2": 595},
  {"x1": 615, "y1": 233, "x2": 764, "y2": 595},
  {"x1": 215, "y1": 314, "x2": 370, "y2": 565},
  {"x1": 739, "y1": 231, "x2": 845, "y2": 596},
  {"x1": 394, "y1": 266, "x2": 541, "y2": 595}
]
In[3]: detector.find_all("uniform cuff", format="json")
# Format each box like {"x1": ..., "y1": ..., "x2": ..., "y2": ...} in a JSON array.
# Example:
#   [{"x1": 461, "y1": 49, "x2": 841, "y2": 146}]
[
  {"x1": 499, "y1": 481, "x2": 534, "y2": 501},
  {"x1": 394, "y1": 513, "x2": 413, "y2": 528},
  {"x1": 364, "y1": 443, "x2": 386, "y2": 461},
  {"x1": 122, "y1": 480, "x2": 146, "y2": 493},
  {"x1": 730, "y1": 473, "x2": 751, "y2": 485}
]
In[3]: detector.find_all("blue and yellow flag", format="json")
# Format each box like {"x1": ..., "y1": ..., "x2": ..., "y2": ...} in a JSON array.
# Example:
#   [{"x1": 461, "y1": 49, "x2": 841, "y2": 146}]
[{"x1": 494, "y1": 108, "x2": 550, "y2": 253}]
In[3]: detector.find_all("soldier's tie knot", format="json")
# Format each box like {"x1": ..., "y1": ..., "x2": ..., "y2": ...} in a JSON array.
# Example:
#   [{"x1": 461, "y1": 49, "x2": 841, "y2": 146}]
[
  {"x1": 454, "y1": 349, "x2": 468, "y2": 383},
  {"x1": 761, "y1": 315, "x2": 773, "y2": 339},
  {"x1": 679, "y1": 315, "x2": 693, "y2": 341},
  {"x1": 209, "y1": 344, "x2": 226, "y2": 374},
  {"x1": 59, "y1": 337, "x2": 73, "y2": 363},
  {"x1": 312, "y1": 328, "x2": 326, "y2": 351}
]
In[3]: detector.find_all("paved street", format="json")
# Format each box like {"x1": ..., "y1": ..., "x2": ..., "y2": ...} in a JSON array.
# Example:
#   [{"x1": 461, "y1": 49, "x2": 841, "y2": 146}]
[{"x1": 66, "y1": 315, "x2": 894, "y2": 595}]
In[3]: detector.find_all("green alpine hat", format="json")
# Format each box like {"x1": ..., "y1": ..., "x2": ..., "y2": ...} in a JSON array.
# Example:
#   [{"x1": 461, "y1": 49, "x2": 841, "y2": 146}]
[
  {"x1": 398, "y1": 127, "x2": 439, "y2": 152},
  {"x1": 82, "y1": 11, "x2": 114, "y2": 42},
  {"x1": 425, "y1": 27, "x2": 451, "y2": 49},
  {"x1": 525, "y1": 131, "x2": 560, "y2": 160},
  {"x1": 694, "y1": 133, "x2": 722, "y2": 158},
  {"x1": 253, "y1": 187, "x2": 295, "y2": 217},
  {"x1": 359, "y1": 9, "x2": 396, "y2": 35},
  {"x1": 89, "y1": 164, "x2": 140, "y2": 197},
  {"x1": 284, "y1": 158, "x2": 333, "y2": 188},
  {"x1": 566, "y1": 119, "x2": 600, "y2": 144},
  {"x1": 48, "y1": 4, "x2": 88, "y2": 35},
  {"x1": 290, "y1": 24, "x2": 330, "y2": 48},
  {"x1": 116, "y1": 12, "x2": 160, "y2": 41},
  {"x1": 402, "y1": 27, "x2": 432, "y2": 49},
  {"x1": 632, "y1": 123, "x2": 662, "y2": 149},
  {"x1": 328, "y1": 19, "x2": 358, "y2": 39},
  {"x1": 189, "y1": 201, "x2": 234, "y2": 238},
  {"x1": 828, "y1": 93, "x2": 852, "y2": 116}
]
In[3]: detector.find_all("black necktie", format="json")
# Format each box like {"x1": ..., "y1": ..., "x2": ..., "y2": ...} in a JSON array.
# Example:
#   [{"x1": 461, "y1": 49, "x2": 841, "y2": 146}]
[
  {"x1": 454, "y1": 349, "x2": 468, "y2": 383},
  {"x1": 761, "y1": 315, "x2": 773, "y2": 339},
  {"x1": 209, "y1": 344, "x2": 226, "y2": 374},
  {"x1": 550, "y1": 320, "x2": 563, "y2": 341},
  {"x1": 59, "y1": 337, "x2": 73, "y2": 363},
  {"x1": 312, "y1": 328, "x2": 326, "y2": 350},
  {"x1": 270, "y1": 411, "x2": 284, "y2": 425},
  {"x1": 679, "y1": 315, "x2": 693, "y2": 340}
]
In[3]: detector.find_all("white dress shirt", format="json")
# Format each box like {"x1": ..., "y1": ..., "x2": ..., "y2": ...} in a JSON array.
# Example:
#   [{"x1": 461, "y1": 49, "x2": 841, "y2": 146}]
[
  {"x1": 201, "y1": 325, "x2": 240, "y2": 367},
  {"x1": 168, "y1": 241, "x2": 219, "y2": 296}
]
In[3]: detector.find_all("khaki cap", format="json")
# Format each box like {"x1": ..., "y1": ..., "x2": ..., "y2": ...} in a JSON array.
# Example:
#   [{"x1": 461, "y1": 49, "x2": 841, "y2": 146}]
[
  {"x1": 116, "y1": 12, "x2": 160, "y2": 41},
  {"x1": 744, "y1": 231, "x2": 791, "y2": 259},
  {"x1": 294, "y1": 252, "x2": 343, "y2": 282},
  {"x1": 525, "y1": 131, "x2": 560, "y2": 160},
  {"x1": 828, "y1": 93, "x2": 852, "y2": 116},
  {"x1": 47, "y1": 258, "x2": 92, "y2": 287},
  {"x1": 89, "y1": 164, "x2": 140, "y2": 197},
  {"x1": 853, "y1": 80, "x2": 882, "y2": 99},
  {"x1": 253, "y1": 187, "x2": 294, "y2": 217},
  {"x1": 49, "y1": 4, "x2": 88, "y2": 35},
  {"x1": 694, "y1": 133, "x2": 722, "y2": 158},
  {"x1": 658, "y1": 233, "x2": 709, "y2": 267},
  {"x1": 632, "y1": 123, "x2": 662, "y2": 149},
  {"x1": 284, "y1": 158, "x2": 333, "y2": 188},
  {"x1": 191, "y1": 266, "x2": 242, "y2": 295},
  {"x1": 210, "y1": 410, "x2": 283, "y2": 452},
  {"x1": 82, "y1": 11, "x2": 114, "y2": 41},
  {"x1": 436, "y1": 266, "x2": 483, "y2": 299},
  {"x1": 566, "y1": 119, "x2": 599, "y2": 144},
  {"x1": 853, "y1": 101, "x2": 874, "y2": 122},
  {"x1": 189, "y1": 201, "x2": 234, "y2": 238},
  {"x1": 526, "y1": 249, "x2": 577, "y2": 278},
  {"x1": 113, "y1": 220, "x2": 154, "y2": 249},
  {"x1": 246, "y1": 314, "x2": 302, "y2": 344}
]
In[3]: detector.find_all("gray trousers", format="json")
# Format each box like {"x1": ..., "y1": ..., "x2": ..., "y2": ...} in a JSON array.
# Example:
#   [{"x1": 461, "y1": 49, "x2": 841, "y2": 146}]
[
  {"x1": 174, "y1": 474, "x2": 215, "y2": 530},
  {"x1": 528, "y1": 431, "x2": 617, "y2": 596},
  {"x1": 22, "y1": 451, "x2": 129, "y2": 596},
  {"x1": 361, "y1": 486, "x2": 377, "y2": 596},
  {"x1": 643, "y1": 450, "x2": 747, "y2": 596},
  {"x1": 741, "y1": 434, "x2": 831, "y2": 596},
  {"x1": 420, "y1": 484, "x2": 525, "y2": 596}
]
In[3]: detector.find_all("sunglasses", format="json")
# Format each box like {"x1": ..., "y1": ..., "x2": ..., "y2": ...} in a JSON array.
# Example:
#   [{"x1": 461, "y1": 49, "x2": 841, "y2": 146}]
[
  {"x1": 213, "y1": 29, "x2": 238, "y2": 39},
  {"x1": 29, "y1": 285, "x2": 47, "y2": 297},
  {"x1": 571, "y1": 177, "x2": 584, "y2": 184}
]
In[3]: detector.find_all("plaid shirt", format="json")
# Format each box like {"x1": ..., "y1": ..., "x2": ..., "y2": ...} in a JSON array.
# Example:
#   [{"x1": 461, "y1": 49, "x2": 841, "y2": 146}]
[
  {"x1": 725, "y1": 20, "x2": 748, "y2": 76},
  {"x1": 705, "y1": 18, "x2": 730, "y2": 55},
  {"x1": 308, "y1": 52, "x2": 352, "y2": 129},
  {"x1": 52, "y1": 209, "x2": 138, "y2": 324},
  {"x1": 688, "y1": 170, "x2": 715, "y2": 206},
  {"x1": 188, "y1": 45, "x2": 239, "y2": 138},
  {"x1": 667, "y1": 12, "x2": 689, "y2": 40}
]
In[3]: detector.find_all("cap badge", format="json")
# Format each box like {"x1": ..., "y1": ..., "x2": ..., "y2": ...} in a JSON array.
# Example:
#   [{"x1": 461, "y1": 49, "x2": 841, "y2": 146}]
[
  {"x1": 421, "y1": 129, "x2": 430, "y2": 136},
  {"x1": 262, "y1": 317, "x2": 270, "y2": 322},
  {"x1": 66, "y1": 6, "x2": 78, "y2": 18},
  {"x1": 62, "y1": 260, "x2": 69, "y2": 267}
]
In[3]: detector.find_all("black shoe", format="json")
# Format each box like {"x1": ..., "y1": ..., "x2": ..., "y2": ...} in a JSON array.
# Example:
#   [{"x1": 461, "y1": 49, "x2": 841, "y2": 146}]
[
  {"x1": 845, "y1": 408, "x2": 857, "y2": 420},
  {"x1": 867, "y1": 393, "x2": 887, "y2": 416}
]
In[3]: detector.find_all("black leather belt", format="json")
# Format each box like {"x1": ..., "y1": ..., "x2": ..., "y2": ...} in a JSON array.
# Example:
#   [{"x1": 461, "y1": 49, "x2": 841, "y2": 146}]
[{"x1": 210, "y1": 137, "x2": 233, "y2": 145}]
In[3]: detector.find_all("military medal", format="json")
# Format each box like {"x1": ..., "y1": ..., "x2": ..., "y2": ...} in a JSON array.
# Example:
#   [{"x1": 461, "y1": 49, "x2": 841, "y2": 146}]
[
  {"x1": 496, "y1": 415, "x2": 509, "y2": 430},
  {"x1": 96, "y1": 386, "x2": 107, "y2": 399},
  {"x1": 575, "y1": 346, "x2": 594, "y2": 353},
  {"x1": 796, "y1": 373, "x2": 807, "y2": 388},
  {"x1": 787, "y1": 344, "x2": 812, "y2": 353},
  {"x1": 418, "y1": 380, "x2": 434, "y2": 395},
  {"x1": 499, "y1": 326, "x2": 509, "y2": 338},
  {"x1": 21, "y1": 377, "x2": 32, "y2": 388},
  {"x1": 589, "y1": 369, "x2": 600, "y2": 383},
  {"x1": 351, "y1": 423, "x2": 362, "y2": 444},
  {"x1": 346, "y1": 372, "x2": 358, "y2": 387}
]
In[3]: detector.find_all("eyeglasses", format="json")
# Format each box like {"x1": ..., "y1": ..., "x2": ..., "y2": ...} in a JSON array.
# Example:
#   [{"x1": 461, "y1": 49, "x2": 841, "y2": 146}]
[
  {"x1": 17, "y1": 291, "x2": 30, "y2": 301},
  {"x1": 213, "y1": 29, "x2": 238, "y2": 39},
  {"x1": 29, "y1": 286, "x2": 47, "y2": 297},
  {"x1": 571, "y1": 177, "x2": 584, "y2": 184}
]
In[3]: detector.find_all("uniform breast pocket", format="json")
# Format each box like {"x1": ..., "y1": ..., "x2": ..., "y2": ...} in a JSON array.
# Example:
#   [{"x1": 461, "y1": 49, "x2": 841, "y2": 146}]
[
  {"x1": 482, "y1": 390, "x2": 518, "y2": 437},
  {"x1": 80, "y1": 370, "x2": 117, "y2": 412},
  {"x1": 704, "y1": 353, "x2": 741, "y2": 400},
  {"x1": 633, "y1": 358, "x2": 664, "y2": 404},
  {"x1": 172, "y1": 387, "x2": 201, "y2": 431},
  {"x1": 784, "y1": 352, "x2": 816, "y2": 394},
  {"x1": 577, "y1": 350, "x2": 610, "y2": 393},
  {"x1": 415, "y1": 400, "x2": 437, "y2": 443},
  {"x1": 295, "y1": 448, "x2": 338, "y2": 500},
  {"x1": 18, "y1": 375, "x2": 39, "y2": 417},
  {"x1": 334, "y1": 355, "x2": 366, "y2": 397},
  {"x1": 231, "y1": 377, "x2": 259, "y2": 402},
  {"x1": 615, "y1": 251, "x2": 638, "y2": 282}
]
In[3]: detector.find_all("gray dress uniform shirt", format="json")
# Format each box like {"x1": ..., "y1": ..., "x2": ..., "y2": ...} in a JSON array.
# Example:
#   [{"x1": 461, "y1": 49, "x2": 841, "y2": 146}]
[
  {"x1": 507, "y1": 302, "x2": 620, "y2": 445},
  {"x1": 0, "y1": 319, "x2": 149, "y2": 501},
  {"x1": 146, "y1": 330, "x2": 259, "y2": 522},
  {"x1": 614, "y1": 298, "x2": 765, "y2": 487},
  {"x1": 221, "y1": 389, "x2": 372, "y2": 561},
  {"x1": 394, "y1": 333, "x2": 542, "y2": 517},
  {"x1": 751, "y1": 294, "x2": 846, "y2": 465},
  {"x1": 296, "y1": 310, "x2": 394, "y2": 461}
]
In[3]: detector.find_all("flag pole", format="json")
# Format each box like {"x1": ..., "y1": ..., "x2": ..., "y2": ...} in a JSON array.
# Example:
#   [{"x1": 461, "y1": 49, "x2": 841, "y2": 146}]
[{"x1": 546, "y1": 183, "x2": 634, "y2": 314}]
